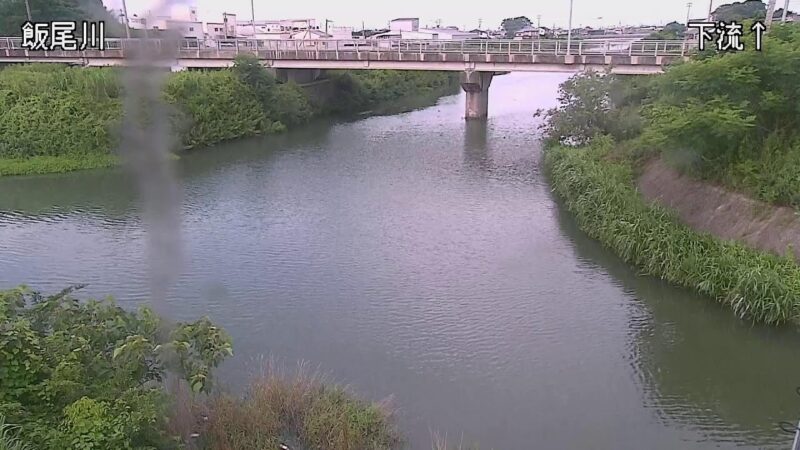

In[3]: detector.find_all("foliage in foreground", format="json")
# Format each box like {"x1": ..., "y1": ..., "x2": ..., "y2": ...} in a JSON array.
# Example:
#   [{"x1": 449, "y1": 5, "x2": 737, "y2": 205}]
[
  {"x1": 0, "y1": 286, "x2": 232, "y2": 449},
  {"x1": 0, "y1": 286, "x2": 409, "y2": 450},
  {"x1": 545, "y1": 137, "x2": 800, "y2": 325},
  {"x1": 0, "y1": 415, "x2": 32, "y2": 450},
  {"x1": 193, "y1": 365, "x2": 401, "y2": 450}
]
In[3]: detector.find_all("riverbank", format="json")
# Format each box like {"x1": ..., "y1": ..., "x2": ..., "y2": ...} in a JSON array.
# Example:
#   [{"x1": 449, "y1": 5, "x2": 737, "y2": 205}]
[
  {"x1": 0, "y1": 59, "x2": 459, "y2": 176},
  {"x1": 540, "y1": 24, "x2": 800, "y2": 326},
  {"x1": 544, "y1": 138, "x2": 800, "y2": 325},
  {"x1": 638, "y1": 158, "x2": 800, "y2": 262}
]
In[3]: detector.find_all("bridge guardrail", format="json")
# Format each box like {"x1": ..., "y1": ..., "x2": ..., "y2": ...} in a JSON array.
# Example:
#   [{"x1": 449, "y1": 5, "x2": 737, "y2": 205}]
[{"x1": 0, "y1": 37, "x2": 698, "y2": 59}]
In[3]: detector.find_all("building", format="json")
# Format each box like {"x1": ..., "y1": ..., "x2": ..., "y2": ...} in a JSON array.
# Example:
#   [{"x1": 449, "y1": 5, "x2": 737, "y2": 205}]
[
  {"x1": 290, "y1": 29, "x2": 331, "y2": 40},
  {"x1": 513, "y1": 25, "x2": 538, "y2": 39},
  {"x1": 329, "y1": 26, "x2": 354, "y2": 39},
  {"x1": 468, "y1": 29, "x2": 492, "y2": 39},
  {"x1": 390, "y1": 18, "x2": 419, "y2": 32},
  {"x1": 166, "y1": 19, "x2": 204, "y2": 39},
  {"x1": 205, "y1": 22, "x2": 228, "y2": 39},
  {"x1": 234, "y1": 18, "x2": 318, "y2": 39},
  {"x1": 417, "y1": 26, "x2": 480, "y2": 40}
]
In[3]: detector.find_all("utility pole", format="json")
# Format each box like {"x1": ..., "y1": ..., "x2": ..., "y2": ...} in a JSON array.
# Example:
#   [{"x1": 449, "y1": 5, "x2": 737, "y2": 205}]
[
  {"x1": 120, "y1": 0, "x2": 132, "y2": 38},
  {"x1": 707, "y1": 0, "x2": 714, "y2": 20},
  {"x1": 686, "y1": 2, "x2": 693, "y2": 26},
  {"x1": 566, "y1": 0, "x2": 574, "y2": 55},
  {"x1": 24, "y1": 0, "x2": 31, "y2": 21},
  {"x1": 766, "y1": 0, "x2": 778, "y2": 29},
  {"x1": 250, "y1": 0, "x2": 256, "y2": 36},
  {"x1": 782, "y1": 0, "x2": 790, "y2": 22}
]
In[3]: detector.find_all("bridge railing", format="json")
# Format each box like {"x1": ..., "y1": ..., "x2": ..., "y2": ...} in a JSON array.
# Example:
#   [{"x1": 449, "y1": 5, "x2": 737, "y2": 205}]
[{"x1": 0, "y1": 37, "x2": 698, "y2": 59}]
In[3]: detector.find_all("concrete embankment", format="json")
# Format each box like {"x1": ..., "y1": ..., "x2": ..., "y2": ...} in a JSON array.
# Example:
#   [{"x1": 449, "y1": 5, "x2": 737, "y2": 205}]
[{"x1": 638, "y1": 158, "x2": 800, "y2": 261}]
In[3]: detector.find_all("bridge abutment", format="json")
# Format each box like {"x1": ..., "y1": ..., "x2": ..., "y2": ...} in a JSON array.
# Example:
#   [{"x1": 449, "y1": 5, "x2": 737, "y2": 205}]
[{"x1": 460, "y1": 71, "x2": 494, "y2": 120}]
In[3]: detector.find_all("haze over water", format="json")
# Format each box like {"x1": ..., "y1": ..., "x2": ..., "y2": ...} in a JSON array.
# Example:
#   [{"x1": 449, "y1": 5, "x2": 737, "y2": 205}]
[{"x1": 1, "y1": 72, "x2": 799, "y2": 449}]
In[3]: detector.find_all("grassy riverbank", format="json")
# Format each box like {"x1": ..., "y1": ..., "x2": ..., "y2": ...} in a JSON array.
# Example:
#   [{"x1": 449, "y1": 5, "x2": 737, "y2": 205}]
[
  {"x1": 541, "y1": 23, "x2": 800, "y2": 325},
  {"x1": 545, "y1": 138, "x2": 800, "y2": 325},
  {"x1": 0, "y1": 59, "x2": 459, "y2": 176}
]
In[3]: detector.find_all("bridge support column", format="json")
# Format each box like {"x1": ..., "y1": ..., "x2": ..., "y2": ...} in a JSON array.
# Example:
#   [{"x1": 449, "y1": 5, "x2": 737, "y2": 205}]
[{"x1": 460, "y1": 71, "x2": 494, "y2": 120}]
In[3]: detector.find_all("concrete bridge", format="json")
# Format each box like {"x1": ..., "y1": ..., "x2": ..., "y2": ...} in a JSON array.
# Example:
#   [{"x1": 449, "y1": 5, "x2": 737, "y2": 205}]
[{"x1": 0, "y1": 37, "x2": 697, "y2": 119}]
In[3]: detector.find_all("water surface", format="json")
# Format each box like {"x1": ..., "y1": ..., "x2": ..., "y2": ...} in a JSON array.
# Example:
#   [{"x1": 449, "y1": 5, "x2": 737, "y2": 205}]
[{"x1": 1, "y1": 72, "x2": 799, "y2": 449}]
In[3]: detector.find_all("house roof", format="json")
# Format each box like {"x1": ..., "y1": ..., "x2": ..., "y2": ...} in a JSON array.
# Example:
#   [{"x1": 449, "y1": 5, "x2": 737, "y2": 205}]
[{"x1": 391, "y1": 17, "x2": 419, "y2": 21}]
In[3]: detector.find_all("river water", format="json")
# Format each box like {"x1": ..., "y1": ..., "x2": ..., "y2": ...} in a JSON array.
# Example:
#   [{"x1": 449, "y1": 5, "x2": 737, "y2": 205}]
[{"x1": 1, "y1": 72, "x2": 799, "y2": 449}]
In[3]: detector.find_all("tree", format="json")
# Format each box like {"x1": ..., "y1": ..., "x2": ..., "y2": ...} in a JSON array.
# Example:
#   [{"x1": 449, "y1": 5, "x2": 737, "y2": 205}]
[
  {"x1": 648, "y1": 21, "x2": 687, "y2": 39},
  {"x1": 712, "y1": 0, "x2": 767, "y2": 21},
  {"x1": 500, "y1": 16, "x2": 532, "y2": 39}
]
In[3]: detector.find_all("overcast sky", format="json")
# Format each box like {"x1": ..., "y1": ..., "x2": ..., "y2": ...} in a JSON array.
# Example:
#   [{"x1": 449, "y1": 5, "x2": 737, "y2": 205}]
[{"x1": 102, "y1": 0, "x2": 726, "y2": 30}]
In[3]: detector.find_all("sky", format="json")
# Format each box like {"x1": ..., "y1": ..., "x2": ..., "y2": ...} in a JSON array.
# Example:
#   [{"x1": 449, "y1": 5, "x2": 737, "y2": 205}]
[{"x1": 101, "y1": 0, "x2": 726, "y2": 30}]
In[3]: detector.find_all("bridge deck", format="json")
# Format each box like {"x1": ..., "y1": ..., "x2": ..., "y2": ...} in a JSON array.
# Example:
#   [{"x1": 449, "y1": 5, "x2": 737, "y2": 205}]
[{"x1": 0, "y1": 38, "x2": 697, "y2": 73}]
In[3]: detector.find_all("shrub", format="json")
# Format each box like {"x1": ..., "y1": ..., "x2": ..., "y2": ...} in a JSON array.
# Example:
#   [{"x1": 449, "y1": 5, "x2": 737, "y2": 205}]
[
  {"x1": 0, "y1": 286, "x2": 232, "y2": 449},
  {"x1": 163, "y1": 70, "x2": 269, "y2": 149},
  {"x1": 198, "y1": 364, "x2": 401, "y2": 450}
]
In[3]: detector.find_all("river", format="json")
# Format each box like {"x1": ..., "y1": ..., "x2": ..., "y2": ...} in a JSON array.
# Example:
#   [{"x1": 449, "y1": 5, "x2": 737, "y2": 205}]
[{"x1": 1, "y1": 72, "x2": 799, "y2": 450}]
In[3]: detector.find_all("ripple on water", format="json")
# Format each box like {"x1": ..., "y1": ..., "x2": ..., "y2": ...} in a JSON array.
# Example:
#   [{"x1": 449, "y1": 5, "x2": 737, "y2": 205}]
[{"x1": 0, "y1": 73, "x2": 797, "y2": 450}]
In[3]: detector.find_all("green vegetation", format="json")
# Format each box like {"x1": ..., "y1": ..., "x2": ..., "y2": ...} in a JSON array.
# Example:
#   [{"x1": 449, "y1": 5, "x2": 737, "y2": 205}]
[
  {"x1": 540, "y1": 23, "x2": 800, "y2": 325},
  {"x1": 0, "y1": 415, "x2": 32, "y2": 450},
  {"x1": 542, "y1": 23, "x2": 800, "y2": 208},
  {"x1": 546, "y1": 138, "x2": 800, "y2": 325},
  {"x1": 712, "y1": 0, "x2": 767, "y2": 22},
  {"x1": 0, "y1": 285, "x2": 232, "y2": 449},
  {"x1": 0, "y1": 287, "x2": 405, "y2": 450},
  {"x1": 198, "y1": 366, "x2": 400, "y2": 450},
  {"x1": 0, "y1": 58, "x2": 458, "y2": 176},
  {"x1": 326, "y1": 69, "x2": 459, "y2": 114},
  {"x1": 647, "y1": 21, "x2": 686, "y2": 40}
]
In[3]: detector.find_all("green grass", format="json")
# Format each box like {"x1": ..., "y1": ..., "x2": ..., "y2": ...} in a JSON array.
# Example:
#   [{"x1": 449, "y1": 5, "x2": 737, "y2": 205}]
[
  {"x1": 0, "y1": 416, "x2": 32, "y2": 450},
  {"x1": 0, "y1": 154, "x2": 119, "y2": 176},
  {"x1": 545, "y1": 136, "x2": 800, "y2": 326}
]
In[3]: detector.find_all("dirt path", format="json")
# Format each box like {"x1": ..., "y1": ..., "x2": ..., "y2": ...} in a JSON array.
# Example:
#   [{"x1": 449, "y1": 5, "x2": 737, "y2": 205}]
[{"x1": 637, "y1": 158, "x2": 800, "y2": 261}]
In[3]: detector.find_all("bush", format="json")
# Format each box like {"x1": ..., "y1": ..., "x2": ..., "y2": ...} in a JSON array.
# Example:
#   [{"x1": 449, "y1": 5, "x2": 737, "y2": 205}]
[
  {"x1": 164, "y1": 70, "x2": 270, "y2": 149},
  {"x1": 0, "y1": 65, "x2": 121, "y2": 159},
  {"x1": 198, "y1": 364, "x2": 401, "y2": 450},
  {"x1": 0, "y1": 286, "x2": 232, "y2": 449}
]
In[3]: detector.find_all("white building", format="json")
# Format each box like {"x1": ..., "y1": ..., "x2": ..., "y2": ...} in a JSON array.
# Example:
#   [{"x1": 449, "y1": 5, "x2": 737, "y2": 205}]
[
  {"x1": 167, "y1": 19, "x2": 203, "y2": 39},
  {"x1": 328, "y1": 26, "x2": 353, "y2": 39},
  {"x1": 418, "y1": 26, "x2": 480, "y2": 40},
  {"x1": 390, "y1": 18, "x2": 419, "y2": 32},
  {"x1": 290, "y1": 29, "x2": 331, "y2": 40},
  {"x1": 372, "y1": 25, "x2": 479, "y2": 41},
  {"x1": 205, "y1": 22, "x2": 227, "y2": 39}
]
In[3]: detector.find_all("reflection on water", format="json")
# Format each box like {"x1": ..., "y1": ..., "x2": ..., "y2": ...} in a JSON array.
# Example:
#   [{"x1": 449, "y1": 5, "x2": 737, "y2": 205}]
[
  {"x1": 0, "y1": 72, "x2": 798, "y2": 450},
  {"x1": 553, "y1": 200, "x2": 800, "y2": 449}
]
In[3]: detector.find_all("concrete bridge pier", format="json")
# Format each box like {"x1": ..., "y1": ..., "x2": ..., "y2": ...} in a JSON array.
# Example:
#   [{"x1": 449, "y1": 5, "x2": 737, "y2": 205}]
[{"x1": 460, "y1": 71, "x2": 494, "y2": 120}]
